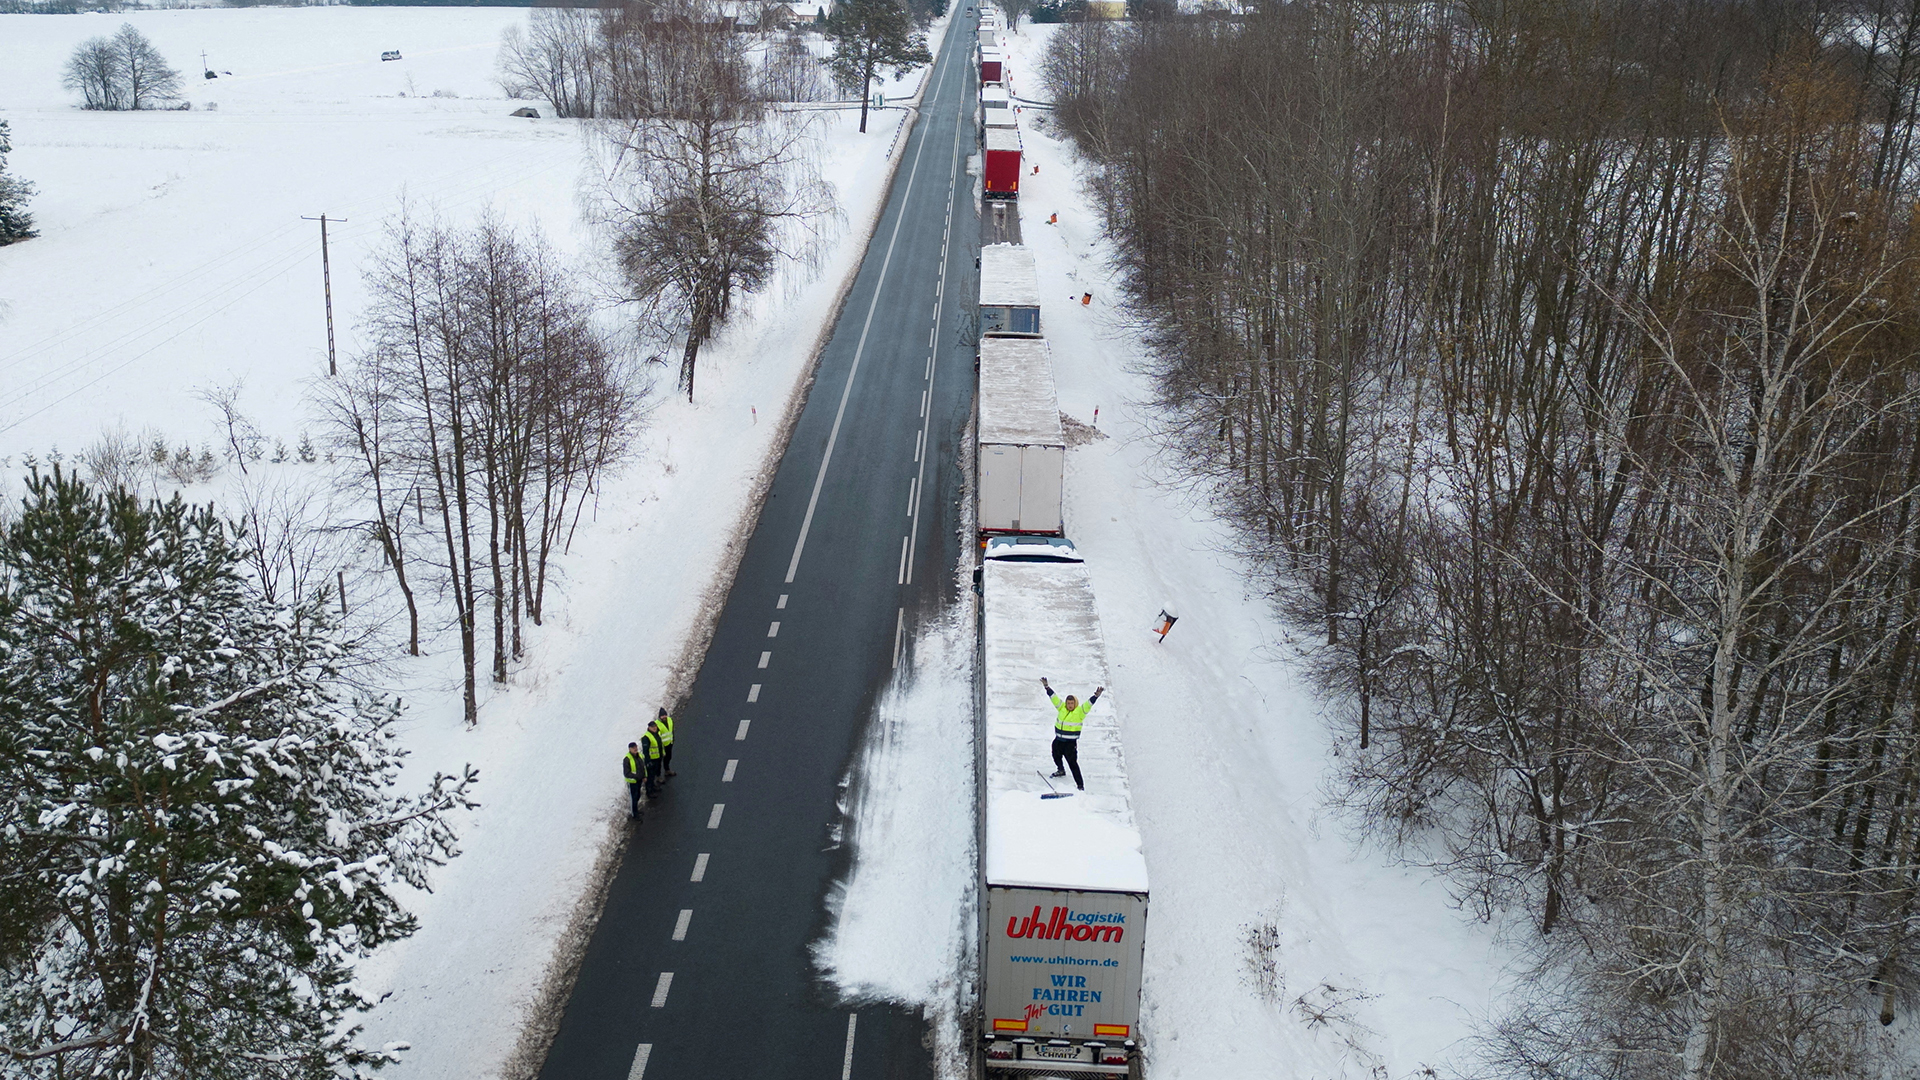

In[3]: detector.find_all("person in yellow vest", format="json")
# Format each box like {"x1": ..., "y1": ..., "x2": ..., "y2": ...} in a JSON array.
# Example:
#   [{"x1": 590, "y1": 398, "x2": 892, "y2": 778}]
[
  {"x1": 1040, "y1": 676, "x2": 1103, "y2": 791},
  {"x1": 641, "y1": 721, "x2": 665, "y2": 797},
  {"x1": 622, "y1": 742, "x2": 646, "y2": 819},
  {"x1": 656, "y1": 707, "x2": 677, "y2": 778}
]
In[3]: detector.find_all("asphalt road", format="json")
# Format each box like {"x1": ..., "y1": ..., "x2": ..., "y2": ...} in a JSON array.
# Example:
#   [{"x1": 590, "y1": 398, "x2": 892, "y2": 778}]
[{"x1": 536, "y1": 14, "x2": 983, "y2": 1080}]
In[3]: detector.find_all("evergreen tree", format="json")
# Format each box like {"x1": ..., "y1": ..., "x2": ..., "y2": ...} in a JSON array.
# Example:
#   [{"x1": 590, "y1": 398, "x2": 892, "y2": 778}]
[
  {"x1": 823, "y1": 0, "x2": 930, "y2": 132},
  {"x1": 0, "y1": 119, "x2": 35, "y2": 245},
  {"x1": 0, "y1": 470, "x2": 476, "y2": 1079}
]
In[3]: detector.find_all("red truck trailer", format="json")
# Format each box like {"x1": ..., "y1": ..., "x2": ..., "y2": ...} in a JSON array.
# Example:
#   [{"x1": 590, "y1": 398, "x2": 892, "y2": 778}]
[
  {"x1": 980, "y1": 47, "x2": 1004, "y2": 84},
  {"x1": 983, "y1": 127, "x2": 1022, "y2": 200}
]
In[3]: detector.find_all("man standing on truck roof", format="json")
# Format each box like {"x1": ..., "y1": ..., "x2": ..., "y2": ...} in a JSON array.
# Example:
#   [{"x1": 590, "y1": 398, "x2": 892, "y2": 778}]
[
  {"x1": 623, "y1": 742, "x2": 646, "y2": 820},
  {"x1": 656, "y1": 707, "x2": 677, "y2": 778},
  {"x1": 1041, "y1": 677, "x2": 1103, "y2": 791}
]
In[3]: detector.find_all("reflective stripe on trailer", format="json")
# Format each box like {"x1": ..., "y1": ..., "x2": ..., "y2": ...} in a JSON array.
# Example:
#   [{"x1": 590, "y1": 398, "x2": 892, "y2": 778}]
[
  {"x1": 992, "y1": 1019, "x2": 1029, "y2": 1032},
  {"x1": 1092, "y1": 1024, "x2": 1129, "y2": 1038}
]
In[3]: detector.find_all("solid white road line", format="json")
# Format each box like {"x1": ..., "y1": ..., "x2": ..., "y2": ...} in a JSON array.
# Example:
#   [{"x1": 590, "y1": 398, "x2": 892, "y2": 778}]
[
  {"x1": 777, "y1": 593, "x2": 788, "y2": 609},
  {"x1": 628, "y1": 1043, "x2": 652, "y2": 1080},
  {"x1": 759, "y1": 651, "x2": 771, "y2": 668},
  {"x1": 747, "y1": 684, "x2": 761, "y2": 702},
  {"x1": 723, "y1": 759, "x2": 738, "y2": 782},
  {"x1": 707, "y1": 803, "x2": 725, "y2": 829},
  {"x1": 735, "y1": 719, "x2": 751, "y2": 741},
  {"x1": 783, "y1": 79, "x2": 942, "y2": 586},
  {"x1": 673, "y1": 909, "x2": 692, "y2": 941},
  {"x1": 651, "y1": 972, "x2": 673, "y2": 1008},
  {"x1": 691, "y1": 853, "x2": 709, "y2": 882},
  {"x1": 841, "y1": 1013, "x2": 858, "y2": 1080},
  {"x1": 768, "y1": 621, "x2": 780, "y2": 637}
]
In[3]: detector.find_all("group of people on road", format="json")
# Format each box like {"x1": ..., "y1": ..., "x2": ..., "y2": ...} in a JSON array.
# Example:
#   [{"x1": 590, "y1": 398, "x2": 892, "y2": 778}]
[{"x1": 622, "y1": 707, "x2": 677, "y2": 820}]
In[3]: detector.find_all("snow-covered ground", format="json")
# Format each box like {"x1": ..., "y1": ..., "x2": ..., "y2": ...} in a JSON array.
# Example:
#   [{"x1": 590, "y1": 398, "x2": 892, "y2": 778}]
[
  {"x1": 818, "y1": 23, "x2": 1513, "y2": 1080},
  {"x1": 0, "y1": 8, "x2": 945, "y2": 1078}
]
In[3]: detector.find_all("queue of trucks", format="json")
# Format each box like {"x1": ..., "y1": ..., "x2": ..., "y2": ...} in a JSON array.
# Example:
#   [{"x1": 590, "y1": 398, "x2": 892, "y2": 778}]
[{"x1": 971, "y1": 13, "x2": 1148, "y2": 1073}]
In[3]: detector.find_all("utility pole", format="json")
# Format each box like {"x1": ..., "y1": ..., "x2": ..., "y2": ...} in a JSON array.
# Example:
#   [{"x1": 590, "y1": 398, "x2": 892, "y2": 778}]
[{"x1": 303, "y1": 213, "x2": 345, "y2": 376}]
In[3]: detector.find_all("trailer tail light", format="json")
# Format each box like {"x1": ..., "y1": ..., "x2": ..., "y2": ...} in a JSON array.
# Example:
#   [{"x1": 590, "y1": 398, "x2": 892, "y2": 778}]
[
  {"x1": 1099, "y1": 1048, "x2": 1130, "y2": 1065},
  {"x1": 985, "y1": 1043, "x2": 1015, "y2": 1061}
]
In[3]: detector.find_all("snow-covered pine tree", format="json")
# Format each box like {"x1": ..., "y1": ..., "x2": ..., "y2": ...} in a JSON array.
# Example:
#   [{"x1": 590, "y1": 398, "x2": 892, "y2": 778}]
[
  {"x1": 0, "y1": 470, "x2": 477, "y2": 1079},
  {"x1": 0, "y1": 119, "x2": 35, "y2": 245}
]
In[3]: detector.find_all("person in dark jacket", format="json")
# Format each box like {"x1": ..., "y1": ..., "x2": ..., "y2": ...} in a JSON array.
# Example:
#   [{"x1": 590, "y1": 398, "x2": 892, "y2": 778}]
[
  {"x1": 1041, "y1": 676, "x2": 1103, "y2": 791},
  {"x1": 657, "y1": 707, "x2": 677, "y2": 778},
  {"x1": 623, "y1": 742, "x2": 646, "y2": 819},
  {"x1": 642, "y1": 721, "x2": 665, "y2": 797}
]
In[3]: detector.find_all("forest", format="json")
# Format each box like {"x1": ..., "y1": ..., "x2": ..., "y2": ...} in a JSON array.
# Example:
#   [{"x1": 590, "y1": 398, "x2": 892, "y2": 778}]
[{"x1": 1043, "y1": 0, "x2": 1920, "y2": 1074}]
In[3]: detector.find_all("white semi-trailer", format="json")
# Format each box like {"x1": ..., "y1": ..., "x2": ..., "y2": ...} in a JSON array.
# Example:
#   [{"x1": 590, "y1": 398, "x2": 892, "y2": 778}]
[
  {"x1": 979, "y1": 539, "x2": 1147, "y2": 1074},
  {"x1": 978, "y1": 337, "x2": 1065, "y2": 537},
  {"x1": 980, "y1": 244, "x2": 1040, "y2": 334}
]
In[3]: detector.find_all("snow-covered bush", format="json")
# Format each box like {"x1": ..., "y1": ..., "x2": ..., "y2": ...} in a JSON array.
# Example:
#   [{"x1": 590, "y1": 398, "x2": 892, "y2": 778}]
[{"x1": 0, "y1": 469, "x2": 476, "y2": 1079}]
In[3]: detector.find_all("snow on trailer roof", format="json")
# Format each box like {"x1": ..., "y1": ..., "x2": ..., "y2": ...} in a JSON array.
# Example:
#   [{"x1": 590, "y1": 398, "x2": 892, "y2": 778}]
[
  {"x1": 982, "y1": 558, "x2": 1149, "y2": 895},
  {"x1": 979, "y1": 243, "x2": 1039, "y2": 308},
  {"x1": 982, "y1": 86, "x2": 1011, "y2": 106},
  {"x1": 979, "y1": 338, "x2": 1062, "y2": 447}
]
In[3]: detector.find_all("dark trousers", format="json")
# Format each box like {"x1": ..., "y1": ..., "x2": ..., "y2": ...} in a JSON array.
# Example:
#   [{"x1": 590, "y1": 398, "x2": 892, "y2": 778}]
[
  {"x1": 627, "y1": 781, "x2": 643, "y2": 817},
  {"x1": 645, "y1": 759, "x2": 662, "y2": 796},
  {"x1": 1051, "y1": 737, "x2": 1083, "y2": 789},
  {"x1": 663, "y1": 743, "x2": 675, "y2": 775}
]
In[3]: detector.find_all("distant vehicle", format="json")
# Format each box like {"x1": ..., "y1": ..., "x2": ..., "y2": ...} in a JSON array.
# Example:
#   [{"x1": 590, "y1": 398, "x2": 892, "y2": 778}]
[{"x1": 380, "y1": 50, "x2": 402, "y2": 61}]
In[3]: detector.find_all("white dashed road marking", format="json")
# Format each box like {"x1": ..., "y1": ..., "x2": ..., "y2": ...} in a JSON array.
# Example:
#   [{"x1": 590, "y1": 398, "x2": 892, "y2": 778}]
[
  {"x1": 747, "y1": 684, "x2": 761, "y2": 702},
  {"x1": 759, "y1": 651, "x2": 771, "y2": 668},
  {"x1": 628, "y1": 1043, "x2": 652, "y2": 1080},
  {"x1": 707, "y1": 803, "x2": 725, "y2": 829},
  {"x1": 651, "y1": 972, "x2": 673, "y2": 1008},
  {"x1": 723, "y1": 759, "x2": 738, "y2": 782},
  {"x1": 673, "y1": 909, "x2": 692, "y2": 941},
  {"x1": 735, "y1": 719, "x2": 750, "y2": 741},
  {"x1": 691, "y1": 853, "x2": 709, "y2": 882}
]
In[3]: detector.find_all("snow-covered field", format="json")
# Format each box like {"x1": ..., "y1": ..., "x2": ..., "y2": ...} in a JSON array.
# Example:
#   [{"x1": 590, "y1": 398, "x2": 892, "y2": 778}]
[{"x1": 1, "y1": 8, "x2": 943, "y2": 1078}]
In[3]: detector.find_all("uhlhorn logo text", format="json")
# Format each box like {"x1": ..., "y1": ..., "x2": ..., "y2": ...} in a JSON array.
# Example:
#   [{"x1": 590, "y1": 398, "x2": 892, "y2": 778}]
[{"x1": 1004, "y1": 905, "x2": 1125, "y2": 943}]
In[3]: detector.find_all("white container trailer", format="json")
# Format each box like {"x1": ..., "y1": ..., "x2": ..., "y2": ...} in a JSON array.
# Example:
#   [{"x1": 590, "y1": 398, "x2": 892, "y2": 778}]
[
  {"x1": 979, "y1": 546, "x2": 1146, "y2": 1073},
  {"x1": 986, "y1": 105, "x2": 1019, "y2": 130},
  {"x1": 978, "y1": 337, "x2": 1064, "y2": 536},
  {"x1": 982, "y1": 85, "x2": 1011, "y2": 110},
  {"x1": 980, "y1": 243, "x2": 1040, "y2": 335}
]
